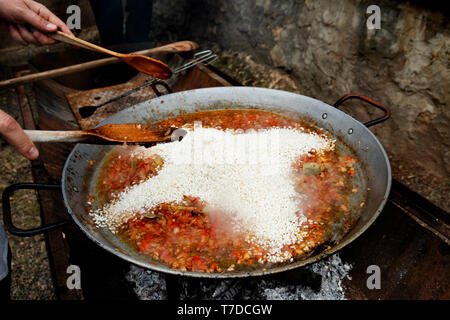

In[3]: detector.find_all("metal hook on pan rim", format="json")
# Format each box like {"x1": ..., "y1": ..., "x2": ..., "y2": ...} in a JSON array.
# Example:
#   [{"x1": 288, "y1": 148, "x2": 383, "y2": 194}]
[{"x1": 173, "y1": 50, "x2": 218, "y2": 74}]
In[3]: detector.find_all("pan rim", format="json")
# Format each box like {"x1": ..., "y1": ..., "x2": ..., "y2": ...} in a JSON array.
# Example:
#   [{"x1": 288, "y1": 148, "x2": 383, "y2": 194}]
[{"x1": 62, "y1": 86, "x2": 392, "y2": 278}]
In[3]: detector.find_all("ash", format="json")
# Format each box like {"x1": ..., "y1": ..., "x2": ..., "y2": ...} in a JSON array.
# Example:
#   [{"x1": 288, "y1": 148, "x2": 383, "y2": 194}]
[
  {"x1": 125, "y1": 266, "x2": 168, "y2": 300},
  {"x1": 125, "y1": 254, "x2": 352, "y2": 300}
]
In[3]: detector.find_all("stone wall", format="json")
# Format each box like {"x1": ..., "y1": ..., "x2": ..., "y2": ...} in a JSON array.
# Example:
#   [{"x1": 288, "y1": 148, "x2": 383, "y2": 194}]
[{"x1": 152, "y1": 0, "x2": 450, "y2": 209}]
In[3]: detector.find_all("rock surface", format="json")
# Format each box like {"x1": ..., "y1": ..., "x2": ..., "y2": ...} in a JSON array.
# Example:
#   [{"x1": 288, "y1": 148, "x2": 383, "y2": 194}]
[{"x1": 152, "y1": 0, "x2": 450, "y2": 210}]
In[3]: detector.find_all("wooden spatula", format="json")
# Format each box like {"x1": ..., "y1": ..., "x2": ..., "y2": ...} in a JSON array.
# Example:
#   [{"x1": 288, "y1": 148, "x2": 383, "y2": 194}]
[
  {"x1": 25, "y1": 124, "x2": 186, "y2": 144},
  {"x1": 50, "y1": 31, "x2": 172, "y2": 79}
]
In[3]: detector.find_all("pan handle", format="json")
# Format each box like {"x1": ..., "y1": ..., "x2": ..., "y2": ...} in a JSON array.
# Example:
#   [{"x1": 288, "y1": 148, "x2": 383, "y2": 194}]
[
  {"x1": 150, "y1": 80, "x2": 172, "y2": 97},
  {"x1": 2, "y1": 183, "x2": 72, "y2": 237},
  {"x1": 333, "y1": 94, "x2": 391, "y2": 127}
]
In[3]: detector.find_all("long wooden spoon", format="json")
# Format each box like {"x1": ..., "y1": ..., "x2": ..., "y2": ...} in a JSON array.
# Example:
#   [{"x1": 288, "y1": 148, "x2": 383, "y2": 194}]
[
  {"x1": 25, "y1": 124, "x2": 186, "y2": 144},
  {"x1": 50, "y1": 31, "x2": 172, "y2": 79}
]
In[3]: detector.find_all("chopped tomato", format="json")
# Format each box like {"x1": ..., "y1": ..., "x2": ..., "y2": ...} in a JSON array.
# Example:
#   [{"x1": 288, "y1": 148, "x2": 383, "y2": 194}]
[
  {"x1": 191, "y1": 255, "x2": 208, "y2": 272},
  {"x1": 138, "y1": 233, "x2": 156, "y2": 253}
]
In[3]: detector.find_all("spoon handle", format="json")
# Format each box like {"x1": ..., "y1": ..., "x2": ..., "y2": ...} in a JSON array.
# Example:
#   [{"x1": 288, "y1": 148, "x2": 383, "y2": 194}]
[
  {"x1": 25, "y1": 130, "x2": 88, "y2": 143},
  {"x1": 50, "y1": 31, "x2": 123, "y2": 58}
]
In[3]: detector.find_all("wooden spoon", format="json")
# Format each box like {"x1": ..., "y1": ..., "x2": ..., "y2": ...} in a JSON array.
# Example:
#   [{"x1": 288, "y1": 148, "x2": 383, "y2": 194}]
[
  {"x1": 50, "y1": 31, "x2": 172, "y2": 79},
  {"x1": 25, "y1": 124, "x2": 186, "y2": 144}
]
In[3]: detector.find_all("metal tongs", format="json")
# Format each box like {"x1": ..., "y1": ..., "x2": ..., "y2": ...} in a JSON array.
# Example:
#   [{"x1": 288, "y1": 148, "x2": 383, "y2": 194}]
[
  {"x1": 172, "y1": 50, "x2": 218, "y2": 73},
  {"x1": 92, "y1": 50, "x2": 218, "y2": 109}
]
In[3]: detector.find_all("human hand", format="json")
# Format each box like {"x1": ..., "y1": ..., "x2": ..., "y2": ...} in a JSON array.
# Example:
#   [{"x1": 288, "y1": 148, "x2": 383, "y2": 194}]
[
  {"x1": 0, "y1": 109, "x2": 39, "y2": 160},
  {"x1": 0, "y1": 0, "x2": 73, "y2": 46}
]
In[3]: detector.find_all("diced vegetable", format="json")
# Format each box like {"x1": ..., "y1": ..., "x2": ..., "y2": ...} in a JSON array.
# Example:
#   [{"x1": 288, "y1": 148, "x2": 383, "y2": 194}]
[
  {"x1": 303, "y1": 162, "x2": 322, "y2": 175},
  {"x1": 143, "y1": 212, "x2": 162, "y2": 219},
  {"x1": 152, "y1": 155, "x2": 164, "y2": 167}
]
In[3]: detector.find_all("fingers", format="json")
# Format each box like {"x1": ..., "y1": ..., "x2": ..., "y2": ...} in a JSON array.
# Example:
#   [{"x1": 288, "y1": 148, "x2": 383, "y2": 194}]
[
  {"x1": 22, "y1": 7, "x2": 57, "y2": 33},
  {"x1": 49, "y1": 16, "x2": 74, "y2": 36},
  {"x1": 0, "y1": 110, "x2": 39, "y2": 160},
  {"x1": 16, "y1": 24, "x2": 40, "y2": 45},
  {"x1": 8, "y1": 24, "x2": 27, "y2": 45},
  {"x1": 32, "y1": 29, "x2": 55, "y2": 45},
  {"x1": 43, "y1": 7, "x2": 74, "y2": 36},
  {"x1": 7, "y1": 0, "x2": 74, "y2": 46},
  {"x1": 9, "y1": 23, "x2": 54, "y2": 46},
  {"x1": 24, "y1": 0, "x2": 74, "y2": 36}
]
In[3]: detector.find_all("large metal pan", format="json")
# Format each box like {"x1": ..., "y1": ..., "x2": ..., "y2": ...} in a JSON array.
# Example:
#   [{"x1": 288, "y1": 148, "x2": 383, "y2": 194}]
[{"x1": 3, "y1": 87, "x2": 391, "y2": 278}]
